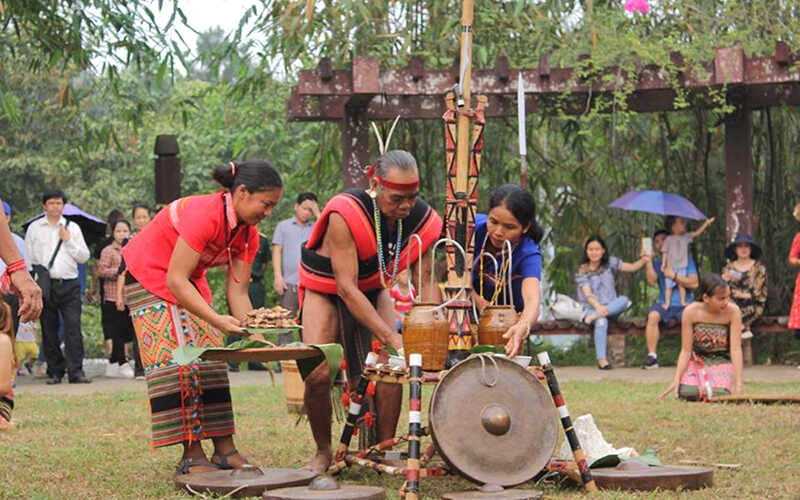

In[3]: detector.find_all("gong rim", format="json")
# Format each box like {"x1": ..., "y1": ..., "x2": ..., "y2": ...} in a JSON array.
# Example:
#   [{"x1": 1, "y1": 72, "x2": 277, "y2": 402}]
[
  {"x1": 174, "y1": 467, "x2": 315, "y2": 497},
  {"x1": 429, "y1": 355, "x2": 558, "y2": 486}
]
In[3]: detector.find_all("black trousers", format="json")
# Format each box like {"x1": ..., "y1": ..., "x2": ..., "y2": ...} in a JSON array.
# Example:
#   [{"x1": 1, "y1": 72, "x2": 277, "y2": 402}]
[
  {"x1": 101, "y1": 301, "x2": 135, "y2": 365},
  {"x1": 40, "y1": 279, "x2": 84, "y2": 380}
]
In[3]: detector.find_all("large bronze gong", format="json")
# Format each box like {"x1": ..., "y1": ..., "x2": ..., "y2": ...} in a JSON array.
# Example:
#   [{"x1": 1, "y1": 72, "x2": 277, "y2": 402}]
[{"x1": 429, "y1": 355, "x2": 558, "y2": 486}]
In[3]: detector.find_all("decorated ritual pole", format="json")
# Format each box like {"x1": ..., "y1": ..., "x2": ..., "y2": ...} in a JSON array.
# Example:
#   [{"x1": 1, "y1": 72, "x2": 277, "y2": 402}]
[{"x1": 443, "y1": 0, "x2": 486, "y2": 365}]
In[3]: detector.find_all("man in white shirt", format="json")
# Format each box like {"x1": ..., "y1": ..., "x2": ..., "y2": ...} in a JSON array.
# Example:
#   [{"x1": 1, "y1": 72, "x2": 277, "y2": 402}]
[{"x1": 25, "y1": 190, "x2": 91, "y2": 384}]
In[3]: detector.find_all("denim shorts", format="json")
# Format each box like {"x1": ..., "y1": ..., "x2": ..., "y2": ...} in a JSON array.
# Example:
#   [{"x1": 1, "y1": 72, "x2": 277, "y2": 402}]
[{"x1": 648, "y1": 303, "x2": 684, "y2": 323}]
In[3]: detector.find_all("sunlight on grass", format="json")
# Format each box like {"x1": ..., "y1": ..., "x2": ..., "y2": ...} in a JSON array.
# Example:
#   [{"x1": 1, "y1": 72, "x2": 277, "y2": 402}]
[{"x1": 2, "y1": 380, "x2": 798, "y2": 498}]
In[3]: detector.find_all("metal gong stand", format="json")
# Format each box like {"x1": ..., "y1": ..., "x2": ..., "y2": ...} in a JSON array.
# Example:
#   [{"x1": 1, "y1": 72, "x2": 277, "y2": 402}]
[{"x1": 321, "y1": 348, "x2": 584, "y2": 499}]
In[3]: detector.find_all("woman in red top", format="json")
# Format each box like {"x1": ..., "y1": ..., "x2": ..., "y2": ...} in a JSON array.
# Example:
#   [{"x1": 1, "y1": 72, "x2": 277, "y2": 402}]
[
  {"x1": 789, "y1": 203, "x2": 800, "y2": 335},
  {"x1": 121, "y1": 161, "x2": 282, "y2": 475}
]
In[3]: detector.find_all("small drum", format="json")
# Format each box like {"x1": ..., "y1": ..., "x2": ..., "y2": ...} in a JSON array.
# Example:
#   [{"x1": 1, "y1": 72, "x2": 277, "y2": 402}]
[
  {"x1": 403, "y1": 303, "x2": 449, "y2": 371},
  {"x1": 429, "y1": 355, "x2": 558, "y2": 486},
  {"x1": 280, "y1": 361, "x2": 306, "y2": 414}
]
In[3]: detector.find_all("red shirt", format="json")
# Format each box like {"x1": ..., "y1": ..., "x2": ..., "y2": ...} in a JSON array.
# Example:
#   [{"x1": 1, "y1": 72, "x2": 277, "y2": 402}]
[{"x1": 122, "y1": 191, "x2": 259, "y2": 305}]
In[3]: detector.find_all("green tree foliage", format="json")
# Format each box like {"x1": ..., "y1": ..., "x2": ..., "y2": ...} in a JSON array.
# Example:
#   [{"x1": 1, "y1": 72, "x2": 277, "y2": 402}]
[{"x1": 2, "y1": 0, "x2": 800, "y2": 331}]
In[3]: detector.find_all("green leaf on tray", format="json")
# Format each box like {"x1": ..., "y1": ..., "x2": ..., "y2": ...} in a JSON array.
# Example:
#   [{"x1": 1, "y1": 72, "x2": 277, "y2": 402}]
[
  {"x1": 470, "y1": 345, "x2": 505, "y2": 354},
  {"x1": 170, "y1": 341, "x2": 343, "y2": 385}
]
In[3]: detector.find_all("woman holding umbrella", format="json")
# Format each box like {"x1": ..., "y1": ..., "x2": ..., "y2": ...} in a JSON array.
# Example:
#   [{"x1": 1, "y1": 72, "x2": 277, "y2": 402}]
[{"x1": 121, "y1": 160, "x2": 282, "y2": 474}]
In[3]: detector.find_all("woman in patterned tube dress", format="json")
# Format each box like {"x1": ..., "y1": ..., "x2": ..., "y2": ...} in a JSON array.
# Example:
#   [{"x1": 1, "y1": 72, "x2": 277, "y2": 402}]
[
  {"x1": 121, "y1": 161, "x2": 282, "y2": 475},
  {"x1": 660, "y1": 274, "x2": 743, "y2": 401}
]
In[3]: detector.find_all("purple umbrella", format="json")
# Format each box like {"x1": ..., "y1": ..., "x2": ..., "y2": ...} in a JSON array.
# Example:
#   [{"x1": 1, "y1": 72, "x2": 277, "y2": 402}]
[
  {"x1": 22, "y1": 203, "x2": 107, "y2": 246},
  {"x1": 608, "y1": 190, "x2": 707, "y2": 220}
]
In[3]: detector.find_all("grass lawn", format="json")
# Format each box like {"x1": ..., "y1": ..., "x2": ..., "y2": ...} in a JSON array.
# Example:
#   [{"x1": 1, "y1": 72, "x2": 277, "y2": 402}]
[{"x1": 1, "y1": 379, "x2": 798, "y2": 499}]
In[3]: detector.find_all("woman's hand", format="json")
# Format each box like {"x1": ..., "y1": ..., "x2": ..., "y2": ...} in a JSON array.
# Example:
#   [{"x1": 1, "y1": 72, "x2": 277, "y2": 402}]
[
  {"x1": 11, "y1": 271, "x2": 42, "y2": 322},
  {"x1": 597, "y1": 305, "x2": 610, "y2": 317},
  {"x1": 502, "y1": 322, "x2": 529, "y2": 357},
  {"x1": 213, "y1": 314, "x2": 245, "y2": 336},
  {"x1": 658, "y1": 380, "x2": 679, "y2": 399},
  {"x1": 115, "y1": 299, "x2": 125, "y2": 312}
]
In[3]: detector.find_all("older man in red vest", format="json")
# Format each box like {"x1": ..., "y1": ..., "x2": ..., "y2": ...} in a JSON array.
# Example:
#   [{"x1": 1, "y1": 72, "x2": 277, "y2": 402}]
[{"x1": 299, "y1": 150, "x2": 443, "y2": 473}]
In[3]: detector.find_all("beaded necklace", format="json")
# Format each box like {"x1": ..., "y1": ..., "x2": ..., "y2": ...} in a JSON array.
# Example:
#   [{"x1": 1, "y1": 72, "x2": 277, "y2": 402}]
[{"x1": 372, "y1": 196, "x2": 403, "y2": 288}]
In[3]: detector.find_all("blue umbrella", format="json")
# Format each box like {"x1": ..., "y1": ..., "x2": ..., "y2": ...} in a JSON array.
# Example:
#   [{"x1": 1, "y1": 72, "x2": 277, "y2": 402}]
[{"x1": 608, "y1": 190, "x2": 707, "y2": 220}]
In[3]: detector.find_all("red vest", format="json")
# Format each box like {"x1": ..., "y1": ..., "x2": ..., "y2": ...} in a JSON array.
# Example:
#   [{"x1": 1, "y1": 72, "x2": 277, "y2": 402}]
[{"x1": 299, "y1": 190, "x2": 442, "y2": 295}]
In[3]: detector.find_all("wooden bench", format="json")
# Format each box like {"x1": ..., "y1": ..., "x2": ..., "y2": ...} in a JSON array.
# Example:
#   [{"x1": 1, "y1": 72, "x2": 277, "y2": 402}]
[{"x1": 528, "y1": 316, "x2": 791, "y2": 366}]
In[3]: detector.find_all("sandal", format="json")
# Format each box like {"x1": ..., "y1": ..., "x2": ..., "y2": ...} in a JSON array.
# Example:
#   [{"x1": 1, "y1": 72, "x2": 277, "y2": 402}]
[
  {"x1": 175, "y1": 457, "x2": 220, "y2": 476},
  {"x1": 211, "y1": 449, "x2": 250, "y2": 470}
]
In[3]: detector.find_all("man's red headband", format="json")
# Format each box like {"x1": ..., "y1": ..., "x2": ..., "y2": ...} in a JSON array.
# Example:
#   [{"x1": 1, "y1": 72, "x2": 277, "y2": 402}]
[{"x1": 366, "y1": 164, "x2": 420, "y2": 191}]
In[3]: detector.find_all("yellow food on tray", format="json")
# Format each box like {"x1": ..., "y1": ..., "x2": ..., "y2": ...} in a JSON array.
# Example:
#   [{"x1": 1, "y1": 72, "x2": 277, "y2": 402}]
[{"x1": 244, "y1": 306, "x2": 296, "y2": 328}]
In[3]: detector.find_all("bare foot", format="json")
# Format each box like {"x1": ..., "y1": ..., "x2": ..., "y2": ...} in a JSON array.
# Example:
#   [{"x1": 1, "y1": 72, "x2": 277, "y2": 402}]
[
  {"x1": 583, "y1": 314, "x2": 598, "y2": 325},
  {"x1": 0, "y1": 417, "x2": 14, "y2": 431},
  {"x1": 303, "y1": 451, "x2": 332, "y2": 474}
]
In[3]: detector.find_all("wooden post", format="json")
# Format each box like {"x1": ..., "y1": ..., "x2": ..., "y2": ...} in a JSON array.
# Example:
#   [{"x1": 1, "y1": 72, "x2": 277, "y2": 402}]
[
  {"x1": 724, "y1": 98, "x2": 754, "y2": 365},
  {"x1": 724, "y1": 102, "x2": 753, "y2": 241},
  {"x1": 342, "y1": 107, "x2": 370, "y2": 189},
  {"x1": 154, "y1": 135, "x2": 181, "y2": 205}
]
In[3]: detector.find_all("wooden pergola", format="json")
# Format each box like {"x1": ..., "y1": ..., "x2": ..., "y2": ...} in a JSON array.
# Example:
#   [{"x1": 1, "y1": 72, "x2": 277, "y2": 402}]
[{"x1": 288, "y1": 42, "x2": 800, "y2": 239}]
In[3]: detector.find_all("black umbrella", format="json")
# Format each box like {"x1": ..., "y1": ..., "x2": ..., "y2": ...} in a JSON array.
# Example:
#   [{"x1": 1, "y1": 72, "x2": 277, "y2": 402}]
[{"x1": 22, "y1": 203, "x2": 107, "y2": 247}]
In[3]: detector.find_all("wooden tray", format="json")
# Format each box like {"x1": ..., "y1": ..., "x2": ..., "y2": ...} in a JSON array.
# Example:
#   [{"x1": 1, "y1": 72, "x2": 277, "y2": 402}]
[
  {"x1": 710, "y1": 393, "x2": 800, "y2": 404},
  {"x1": 201, "y1": 346, "x2": 320, "y2": 363}
]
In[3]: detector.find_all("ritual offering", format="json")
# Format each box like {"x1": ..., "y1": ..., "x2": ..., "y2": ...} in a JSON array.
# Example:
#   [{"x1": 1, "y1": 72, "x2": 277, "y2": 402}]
[
  {"x1": 244, "y1": 306, "x2": 298, "y2": 331},
  {"x1": 402, "y1": 303, "x2": 449, "y2": 371},
  {"x1": 174, "y1": 465, "x2": 315, "y2": 498}
]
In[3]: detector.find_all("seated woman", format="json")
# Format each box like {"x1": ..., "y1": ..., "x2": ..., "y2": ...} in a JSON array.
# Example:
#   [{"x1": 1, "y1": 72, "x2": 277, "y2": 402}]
[
  {"x1": 721, "y1": 233, "x2": 766, "y2": 339},
  {"x1": 472, "y1": 184, "x2": 543, "y2": 357},
  {"x1": 660, "y1": 274, "x2": 743, "y2": 400},
  {"x1": 576, "y1": 235, "x2": 648, "y2": 369}
]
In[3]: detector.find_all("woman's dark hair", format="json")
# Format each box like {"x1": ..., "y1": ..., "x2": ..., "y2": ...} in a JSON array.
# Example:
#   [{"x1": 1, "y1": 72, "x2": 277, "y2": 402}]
[
  {"x1": 212, "y1": 160, "x2": 283, "y2": 193},
  {"x1": 487, "y1": 184, "x2": 544, "y2": 244},
  {"x1": 696, "y1": 273, "x2": 729, "y2": 300},
  {"x1": 132, "y1": 203, "x2": 151, "y2": 217},
  {"x1": 374, "y1": 150, "x2": 418, "y2": 177},
  {"x1": 113, "y1": 219, "x2": 132, "y2": 231},
  {"x1": 106, "y1": 209, "x2": 124, "y2": 233},
  {"x1": 582, "y1": 234, "x2": 610, "y2": 267}
]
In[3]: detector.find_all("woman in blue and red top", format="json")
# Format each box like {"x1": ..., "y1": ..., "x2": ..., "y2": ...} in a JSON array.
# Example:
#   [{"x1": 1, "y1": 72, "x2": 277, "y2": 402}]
[
  {"x1": 472, "y1": 184, "x2": 544, "y2": 357},
  {"x1": 121, "y1": 161, "x2": 282, "y2": 475}
]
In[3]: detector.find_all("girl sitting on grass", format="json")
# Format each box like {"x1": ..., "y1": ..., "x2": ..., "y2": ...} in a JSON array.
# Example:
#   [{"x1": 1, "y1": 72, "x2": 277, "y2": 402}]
[{"x1": 0, "y1": 298, "x2": 15, "y2": 430}]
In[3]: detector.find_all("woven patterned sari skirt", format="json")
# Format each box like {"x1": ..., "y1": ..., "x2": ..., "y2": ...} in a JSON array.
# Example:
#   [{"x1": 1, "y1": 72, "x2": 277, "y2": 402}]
[{"x1": 125, "y1": 281, "x2": 234, "y2": 448}]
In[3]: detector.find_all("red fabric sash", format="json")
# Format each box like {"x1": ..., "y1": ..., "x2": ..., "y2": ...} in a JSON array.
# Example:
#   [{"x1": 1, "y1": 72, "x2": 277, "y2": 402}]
[{"x1": 299, "y1": 192, "x2": 441, "y2": 297}]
